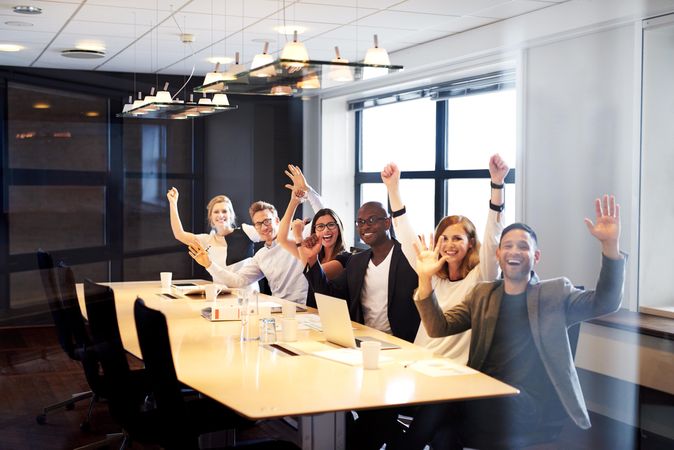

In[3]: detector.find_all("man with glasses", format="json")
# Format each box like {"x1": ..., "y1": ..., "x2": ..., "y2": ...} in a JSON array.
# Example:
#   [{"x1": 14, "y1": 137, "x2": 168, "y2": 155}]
[
  {"x1": 303, "y1": 201, "x2": 420, "y2": 342},
  {"x1": 190, "y1": 192, "x2": 322, "y2": 305}
]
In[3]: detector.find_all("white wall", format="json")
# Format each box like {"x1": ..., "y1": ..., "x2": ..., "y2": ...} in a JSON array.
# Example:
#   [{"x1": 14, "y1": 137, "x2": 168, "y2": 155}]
[{"x1": 315, "y1": 0, "x2": 674, "y2": 428}]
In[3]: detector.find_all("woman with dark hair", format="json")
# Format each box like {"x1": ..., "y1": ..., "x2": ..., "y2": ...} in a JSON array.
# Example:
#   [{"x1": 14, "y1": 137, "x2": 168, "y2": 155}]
[
  {"x1": 277, "y1": 167, "x2": 351, "y2": 281},
  {"x1": 167, "y1": 188, "x2": 258, "y2": 271},
  {"x1": 381, "y1": 154, "x2": 509, "y2": 363}
]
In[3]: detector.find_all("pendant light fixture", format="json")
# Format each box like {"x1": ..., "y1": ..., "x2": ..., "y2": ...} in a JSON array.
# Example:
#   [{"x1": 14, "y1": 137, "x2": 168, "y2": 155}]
[
  {"x1": 280, "y1": 30, "x2": 309, "y2": 68},
  {"x1": 250, "y1": 42, "x2": 276, "y2": 77}
]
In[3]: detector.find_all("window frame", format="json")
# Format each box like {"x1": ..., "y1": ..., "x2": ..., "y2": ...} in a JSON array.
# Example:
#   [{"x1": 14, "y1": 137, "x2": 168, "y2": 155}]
[{"x1": 353, "y1": 72, "x2": 517, "y2": 246}]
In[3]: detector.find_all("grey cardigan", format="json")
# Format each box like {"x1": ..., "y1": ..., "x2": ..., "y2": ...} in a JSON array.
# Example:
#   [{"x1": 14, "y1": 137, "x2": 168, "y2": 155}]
[{"x1": 415, "y1": 254, "x2": 625, "y2": 429}]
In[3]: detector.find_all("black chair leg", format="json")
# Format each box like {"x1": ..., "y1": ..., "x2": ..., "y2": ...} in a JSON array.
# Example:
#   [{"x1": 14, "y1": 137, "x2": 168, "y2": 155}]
[{"x1": 36, "y1": 390, "x2": 94, "y2": 424}]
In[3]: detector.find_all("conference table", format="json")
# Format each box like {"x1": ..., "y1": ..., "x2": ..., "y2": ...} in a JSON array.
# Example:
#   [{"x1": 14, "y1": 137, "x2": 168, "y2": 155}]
[{"x1": 76, "y1": 280, "x2": 518, "y2": 450}]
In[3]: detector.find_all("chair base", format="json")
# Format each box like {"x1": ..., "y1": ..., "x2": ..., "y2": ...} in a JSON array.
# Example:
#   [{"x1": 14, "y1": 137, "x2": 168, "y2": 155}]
[
  {"x1": 73, "y1": 432, "x2": 125, "y2": 450},
  {"x1": 36, "y1": 390, "x2": 94, "y2": 424}
]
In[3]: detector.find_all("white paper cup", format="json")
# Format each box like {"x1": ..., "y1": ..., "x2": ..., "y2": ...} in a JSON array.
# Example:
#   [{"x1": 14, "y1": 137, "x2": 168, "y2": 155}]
[
  {"x1": 281, "y1": 318, "x2": 298, "y2": 342},
  {"x1": 204, "y1": 284, "x2": 220, "y2": 302},
  {"x1": 160, "y1": 272, "x2": 172, "y2": 292},
  {"x1": 282, "y1": 301, "x2": 296, "y2": 319},
  {"x1": 361, "y1": 341, "x2": 381, "y2": 370}
]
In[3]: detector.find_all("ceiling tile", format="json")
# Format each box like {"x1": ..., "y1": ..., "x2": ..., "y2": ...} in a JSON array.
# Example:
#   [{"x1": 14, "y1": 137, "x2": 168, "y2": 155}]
[
  {"x1": 473, "y1": 0, "x2": 553, "y2": 19},
  {"x1": 390, "y1": 0, "x2": 510, "y2": 16}
]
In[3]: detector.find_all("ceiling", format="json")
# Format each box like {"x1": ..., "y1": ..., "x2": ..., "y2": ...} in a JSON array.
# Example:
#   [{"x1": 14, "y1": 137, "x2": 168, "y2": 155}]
[{"x1": 0, "y1": 0, "x2": 569, "y2": 77}]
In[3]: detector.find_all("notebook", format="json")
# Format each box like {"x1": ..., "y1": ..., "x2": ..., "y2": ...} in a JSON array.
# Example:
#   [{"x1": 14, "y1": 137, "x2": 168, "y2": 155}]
[{"x1": 314, "y1": 293, "x2": 400, "y2": 350}]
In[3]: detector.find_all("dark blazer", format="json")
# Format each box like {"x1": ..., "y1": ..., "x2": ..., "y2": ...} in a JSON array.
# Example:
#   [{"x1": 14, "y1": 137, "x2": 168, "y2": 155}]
[{"x1": 305, "y1": 240, "x2": 420, "y2": 343}]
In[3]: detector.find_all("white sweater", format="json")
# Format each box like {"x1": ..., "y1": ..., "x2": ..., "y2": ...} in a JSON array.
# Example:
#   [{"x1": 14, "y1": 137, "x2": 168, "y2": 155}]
[{"x1": 393, "y1": 208, "x2": 504, "y2": 363}]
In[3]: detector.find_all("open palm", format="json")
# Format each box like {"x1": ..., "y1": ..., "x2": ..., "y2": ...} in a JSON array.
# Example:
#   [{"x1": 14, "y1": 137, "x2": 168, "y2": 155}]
[
  {"x1": 414, "y1": 234, "x2": 448, "y2": 279},
  {"x1": 584, "y1": 194, "x2": 620, "y2": 243}
]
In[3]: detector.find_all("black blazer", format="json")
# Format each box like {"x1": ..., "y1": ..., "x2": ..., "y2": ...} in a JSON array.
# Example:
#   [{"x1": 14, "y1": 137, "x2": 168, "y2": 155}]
[{"x1": 305, "y1": 240, "x2": 420, "y2": 343}]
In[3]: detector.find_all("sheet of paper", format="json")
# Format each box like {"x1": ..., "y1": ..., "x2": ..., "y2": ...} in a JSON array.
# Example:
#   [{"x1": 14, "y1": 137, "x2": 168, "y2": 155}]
[
  {"x1": 297, "y1": 313, "x2": 323, "y2": 331},
  {"x1": 311, "y1": 348, "x2": 393, "y2": 367},
  {"x1": 405, "y1": 358, "x2": 478, "y2": 377}
]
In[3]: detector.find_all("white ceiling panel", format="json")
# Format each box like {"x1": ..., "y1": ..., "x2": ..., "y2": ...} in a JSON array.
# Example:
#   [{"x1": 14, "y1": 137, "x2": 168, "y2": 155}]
[
  {"x1": 301, "y1": 0, "x2": 403, "y2": 8},
  {"x1": 182, "y1": 0, "x2": 281, "y2": 18},
  {"x1": 0, "y1": 3, "x2": 79, "y2": 32},
  {"x1": 391, "y1": 0, "x2": 512, "y2": 16},
  {"x1": 0, "y1": 0, "x2": 570, "y2": 73},
  {"x1": 357, "y1": 10, "x2": 457, "y2": 30},
  {"x1": 284, "y1": 3, "x2": 378, "y2": 25},
  {"x1": 473, "y1": 0, "x2": 556, "y2": 19}
]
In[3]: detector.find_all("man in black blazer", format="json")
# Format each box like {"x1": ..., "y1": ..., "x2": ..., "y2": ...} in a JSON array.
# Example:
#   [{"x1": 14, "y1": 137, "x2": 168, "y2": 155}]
[
  {"x1": 303, "y1": 200, "x2": 420, "y2": 343},
  {"x1": 302, "y1": 201, "x2": 419, "y2": 448}
]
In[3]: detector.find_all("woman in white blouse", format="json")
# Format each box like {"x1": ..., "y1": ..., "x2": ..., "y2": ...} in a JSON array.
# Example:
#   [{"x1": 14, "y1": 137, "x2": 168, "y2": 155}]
[
  {"x1": 167, "y1": 188, "x2": 258, "y2": 274},
  {"x1": 380, "y1": 154, "x2": 509, "y2": 363}
]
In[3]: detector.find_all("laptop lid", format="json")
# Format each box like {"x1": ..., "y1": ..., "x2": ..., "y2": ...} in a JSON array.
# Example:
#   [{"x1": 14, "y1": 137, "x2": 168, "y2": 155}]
[{"x1": 315, "y1": 293, "x2": 357, "y2": 348}]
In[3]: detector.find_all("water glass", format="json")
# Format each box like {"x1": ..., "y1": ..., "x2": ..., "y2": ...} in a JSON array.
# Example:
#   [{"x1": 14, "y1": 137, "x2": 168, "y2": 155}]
[
  {"x1": 240, "y1": 291, "x2": 259, "y2": 342},
  {"x1": 259, "y1": 317, "x2": 277, "y2": 344}
]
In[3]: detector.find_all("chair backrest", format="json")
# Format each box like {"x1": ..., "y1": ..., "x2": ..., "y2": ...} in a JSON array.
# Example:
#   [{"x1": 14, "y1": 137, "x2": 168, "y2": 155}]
[
  {"x1": 82, "y1": 279, "x2": 130, "y2": 379},
  {"x1": 37, "y1": 250, "x2": 90, "y2": 358},
  {"x1": 133, "y1": 298, "x2": 188, "y2": 425}
]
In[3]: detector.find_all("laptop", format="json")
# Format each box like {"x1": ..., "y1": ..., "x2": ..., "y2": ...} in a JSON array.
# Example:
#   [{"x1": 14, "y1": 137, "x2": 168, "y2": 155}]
[{"x1": 314, "y1": 293, "x2": 400, "y2": 350}]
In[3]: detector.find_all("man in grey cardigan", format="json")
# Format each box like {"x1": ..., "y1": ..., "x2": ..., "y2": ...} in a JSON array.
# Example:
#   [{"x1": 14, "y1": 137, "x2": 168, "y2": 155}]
[{"x1": 392, "y1": 195, "x2": 625, "y2": 450}]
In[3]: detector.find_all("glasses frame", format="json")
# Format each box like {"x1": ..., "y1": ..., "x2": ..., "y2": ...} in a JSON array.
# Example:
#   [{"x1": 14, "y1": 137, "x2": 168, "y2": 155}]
[{"x1": 355, "y1": 216, "x2": 389, "y2": 228}]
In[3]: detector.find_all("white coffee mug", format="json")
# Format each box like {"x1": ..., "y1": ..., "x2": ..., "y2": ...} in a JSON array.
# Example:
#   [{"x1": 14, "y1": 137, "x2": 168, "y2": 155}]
[
  {"x1": 281, "y1": 318, "x2": 298, "y2": 342},
  {"x1": 160, "y1": 272, "x2": 172, "y2": 293},
  {"x1": 361, "y1": 341, "x2": 381, "y2": 370}
]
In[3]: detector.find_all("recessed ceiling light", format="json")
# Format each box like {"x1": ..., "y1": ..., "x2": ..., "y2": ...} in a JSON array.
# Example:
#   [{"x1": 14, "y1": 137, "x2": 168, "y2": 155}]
[
  {"x1": 13, "y1": 5, "x2": 42, "y2": 15},
  {"x1": 0, "y1": 44, "x2": 23, "y2": 52},
  {"x1": 61, "y1": 49, "x2": 106, "y2": 59},
  {"x1": 273, "y1": 25, "x2": 307, "y2": 35},
  {"x1": 33, "y1": 102, "x2": 50, "y2": 109},
  {"x1": 206, "y1": 56, "x2": 234, "y2": 64},
  {"x1": 4, "y1": 21, "x2": 33, "y2": 27}
]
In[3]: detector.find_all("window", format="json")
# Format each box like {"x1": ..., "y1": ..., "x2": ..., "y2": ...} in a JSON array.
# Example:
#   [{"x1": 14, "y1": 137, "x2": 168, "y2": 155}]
[{"x1": 354, "y1": 71, "x2": 516, "y2": 245}]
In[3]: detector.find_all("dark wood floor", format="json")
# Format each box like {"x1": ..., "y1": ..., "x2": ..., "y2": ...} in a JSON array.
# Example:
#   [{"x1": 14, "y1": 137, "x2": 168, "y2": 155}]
[
  {"x1": 0, "y1": 326, "x2": 298, "y2": 450},
  {"x1": 1, "y1": 326, "x2": 672, "y2": 450}
]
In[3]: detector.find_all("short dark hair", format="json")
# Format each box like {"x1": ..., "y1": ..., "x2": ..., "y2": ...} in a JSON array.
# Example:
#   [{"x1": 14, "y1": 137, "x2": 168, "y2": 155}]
[{"x1": 500, "y1": 222, "x2": 538, "y2": 246}]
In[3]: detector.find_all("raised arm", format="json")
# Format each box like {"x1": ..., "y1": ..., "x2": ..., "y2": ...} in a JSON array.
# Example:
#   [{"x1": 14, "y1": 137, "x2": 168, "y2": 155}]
[
  {"x1": 477, "y1": 154, "x2": 509, "y2": 281},
  {"x1": 277, "y1": 190, "x2": 304, "y2": 259},
  {"x1": 381, "y1": 163, "x2": 418, "y2": 268},
  {"x1": 167, "y1": 187, "x2": 197, "y2": 245},
  {"x1": 285, "y1": 164, "x2": 324, "y2": 213}
]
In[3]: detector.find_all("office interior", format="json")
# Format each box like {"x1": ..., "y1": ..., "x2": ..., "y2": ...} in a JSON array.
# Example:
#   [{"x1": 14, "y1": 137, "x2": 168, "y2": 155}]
[{"x1": 1, "y1": 0, "x2": 673, "y2": 449}]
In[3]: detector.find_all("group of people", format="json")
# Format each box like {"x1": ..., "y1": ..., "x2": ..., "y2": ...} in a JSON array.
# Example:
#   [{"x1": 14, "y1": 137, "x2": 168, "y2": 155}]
[{"x1": 167, "y1": 154, "x2": 625, "y2": 450}]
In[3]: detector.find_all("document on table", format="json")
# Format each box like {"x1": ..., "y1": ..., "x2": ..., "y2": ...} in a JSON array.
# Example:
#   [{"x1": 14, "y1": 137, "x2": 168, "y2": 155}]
[
  {"x1": 405, "y1": 358, "x2": 478, "y2": 377},
  {"x1": 311, "y1": 348, "x2": 393, "y2": 367}
]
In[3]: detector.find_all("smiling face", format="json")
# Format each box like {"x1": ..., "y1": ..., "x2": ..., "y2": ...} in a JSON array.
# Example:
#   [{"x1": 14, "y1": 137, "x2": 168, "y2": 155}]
[
  {"x1": 252, "y1": 209, "x2": 279, "y2": 243},
  {"x1": 209, "y1": 201, "x2": 230, "y2": 230},
  {"x1": 314, "y1": 214, "x2": 339, "y2": 249},
  {"x1": 356, "y1": 203, "x2": 390, "y2": 247},
  {"x1": 438, "y1": 223, "x2": 473, "y2": 267},
  {"x1": 497, "y1": 229, "x2": 540, "y2": 284}
]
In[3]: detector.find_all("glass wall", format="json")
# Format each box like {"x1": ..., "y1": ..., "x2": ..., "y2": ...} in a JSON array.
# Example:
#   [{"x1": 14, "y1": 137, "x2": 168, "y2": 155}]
[{"x1": 1, "y1": 81, "x2": 196, "y2": 325}]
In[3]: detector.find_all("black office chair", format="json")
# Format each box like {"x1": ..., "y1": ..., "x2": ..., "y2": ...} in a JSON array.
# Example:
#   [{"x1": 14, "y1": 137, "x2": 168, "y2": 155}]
[
  {"x1": 36, "y1": 250, "x2": 94, "y2": 428},
  {"x1": 133, "y1": 298, "x2": 300, "y2": 450}
]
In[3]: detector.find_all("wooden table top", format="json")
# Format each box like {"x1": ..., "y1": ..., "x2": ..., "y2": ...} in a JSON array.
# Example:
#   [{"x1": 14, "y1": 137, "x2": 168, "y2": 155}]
[{"x1": 76, "y1": 280, "x2": 518, "y2": 419}]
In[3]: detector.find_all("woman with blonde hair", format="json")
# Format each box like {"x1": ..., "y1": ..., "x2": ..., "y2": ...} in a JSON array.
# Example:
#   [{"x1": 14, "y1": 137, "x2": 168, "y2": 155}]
[
  {"x1": 167, "y1": 188, "x2": 258, "y2": 272},
  {"x1": 381, "y1": 154, "x2": 509, "y2": 363}
]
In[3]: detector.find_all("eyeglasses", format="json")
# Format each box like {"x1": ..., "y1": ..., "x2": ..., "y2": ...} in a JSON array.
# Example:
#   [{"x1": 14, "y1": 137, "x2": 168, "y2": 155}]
[
  {"x1": 355, "y1": 216, "x2": 388, "y2": 228},
  {"x1": 315, "y1": 222, "x2": 338, "y2": 232},
  {"x1": 254, "y1": 218, "x2": 273, "y2": 228}
]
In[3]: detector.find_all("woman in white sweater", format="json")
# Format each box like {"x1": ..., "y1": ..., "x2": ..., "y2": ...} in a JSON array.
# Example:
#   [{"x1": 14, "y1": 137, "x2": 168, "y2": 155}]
[{"x1": 380, "y1": 154, "x2": 509, "y2": 363}]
